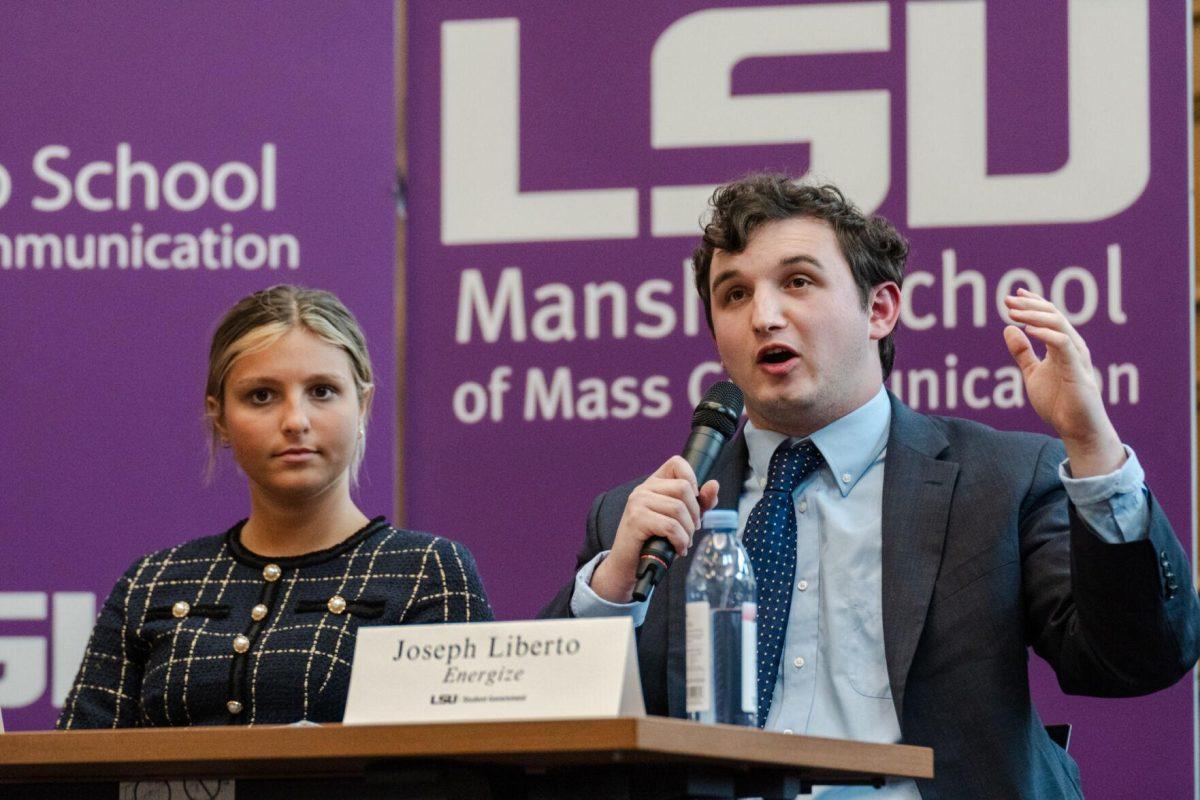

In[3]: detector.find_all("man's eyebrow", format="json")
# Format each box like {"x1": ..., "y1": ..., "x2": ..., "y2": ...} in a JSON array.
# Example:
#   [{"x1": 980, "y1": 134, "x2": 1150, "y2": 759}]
[
  {"x1": 781, "y1": 254, "x2": 824, "y2": 270},
  {"x1": 710, "y1": 268, "x2": 740, "y2": 294}
]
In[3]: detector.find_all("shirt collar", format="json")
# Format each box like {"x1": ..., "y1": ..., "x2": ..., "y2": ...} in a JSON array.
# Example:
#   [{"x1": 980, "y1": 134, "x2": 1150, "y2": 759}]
[{"x1": 743, "y1": 386, "x2": 891, "y2": 497}]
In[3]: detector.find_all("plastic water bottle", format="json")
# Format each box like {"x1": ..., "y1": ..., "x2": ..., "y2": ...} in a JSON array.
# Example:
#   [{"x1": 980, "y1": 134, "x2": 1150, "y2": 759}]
[{"x1": 685, "y1": 508, "x2": 757, "y2": 726}]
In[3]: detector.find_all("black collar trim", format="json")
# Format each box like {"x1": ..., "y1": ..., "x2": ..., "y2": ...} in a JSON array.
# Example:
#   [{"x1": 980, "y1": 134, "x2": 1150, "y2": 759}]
[{"x1": 224, "y1": 516, "x2": 390, "y2": 569}]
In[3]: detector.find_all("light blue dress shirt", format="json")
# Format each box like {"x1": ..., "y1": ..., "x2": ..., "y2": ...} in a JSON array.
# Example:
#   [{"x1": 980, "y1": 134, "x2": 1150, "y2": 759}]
[{"x1": 571, "y1": 387, "x2": 1149, "y2": 798}]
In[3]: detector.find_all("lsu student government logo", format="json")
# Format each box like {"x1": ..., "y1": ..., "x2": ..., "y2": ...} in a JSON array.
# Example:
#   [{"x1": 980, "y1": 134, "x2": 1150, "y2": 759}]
[
  {"x1": 439, "y1": 0, "x2": 1149, "y2": 245},
  {"x1": 431, "y1": 693, "x2": 459, "y2": 705}
]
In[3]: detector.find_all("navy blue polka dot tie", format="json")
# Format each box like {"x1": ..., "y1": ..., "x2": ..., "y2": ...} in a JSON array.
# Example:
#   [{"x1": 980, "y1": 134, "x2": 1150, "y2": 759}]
[{"x1": 743, "y1": 439, "x2": 825, "y2": 726}]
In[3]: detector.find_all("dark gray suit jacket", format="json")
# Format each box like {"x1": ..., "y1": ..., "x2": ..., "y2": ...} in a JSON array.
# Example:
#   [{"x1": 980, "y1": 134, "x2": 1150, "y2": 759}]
[{"x1": 541, "y1": 395, "x2": 1200, "y2": 799}]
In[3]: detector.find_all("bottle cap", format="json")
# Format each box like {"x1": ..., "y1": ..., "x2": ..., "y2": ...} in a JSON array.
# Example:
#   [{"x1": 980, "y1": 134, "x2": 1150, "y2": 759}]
[{"x1": 701, "y1": 509, "x2": 738, "y2": 531}]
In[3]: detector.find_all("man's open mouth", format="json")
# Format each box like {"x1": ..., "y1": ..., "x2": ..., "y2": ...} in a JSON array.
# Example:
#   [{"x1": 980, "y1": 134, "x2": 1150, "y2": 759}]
[{"x1": 758, "y1": 346, "x2": 797, "y2": 364}]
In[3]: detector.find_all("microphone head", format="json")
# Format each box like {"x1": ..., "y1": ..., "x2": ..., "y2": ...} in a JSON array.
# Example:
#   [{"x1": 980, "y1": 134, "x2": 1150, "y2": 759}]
[{"x1": 691, "y1": 380, "x2": 744, "y2": 438}]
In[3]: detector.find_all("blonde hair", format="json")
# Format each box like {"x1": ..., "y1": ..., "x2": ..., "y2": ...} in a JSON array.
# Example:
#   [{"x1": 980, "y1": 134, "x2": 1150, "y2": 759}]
[{"x1": 205, "y1": 285, "x2": 374, "y2": 484}]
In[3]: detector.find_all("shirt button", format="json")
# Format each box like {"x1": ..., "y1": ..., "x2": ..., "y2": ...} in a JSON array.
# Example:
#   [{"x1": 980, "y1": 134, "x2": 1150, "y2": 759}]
[
  {"x1": 782, "y1": 728, "x2": 794, "y2": 735},
  {"x1": 793, "y1": 656, "x2": 806, "y2": 669},
  {"x1": 841, "y1": 473, "x2": 852, "y2": 484},
  {"x1": 796, "y1": 580, "x2": 809, "y2": 592},
  {"x1": 233, "y1": 634, "x2": 250, "y2": 654},
  {"x1": 797, "y1": 500, "x2": 808, "y2": 513},
  {"x1": 226, "y1": 700, "x2": 243, "y2": 715},
  {"x1": 250, "y1": 604, "x2": 269, "y2": 622},
  {"x1": 262, "y1": 563, "x2": 282, "y2": 582},
  {"x1": 171, "y1": 601, "x2": 190, "y2": 619},
  {"x1": 327, "y1": 595, "x2": 347, "y2": 615}
]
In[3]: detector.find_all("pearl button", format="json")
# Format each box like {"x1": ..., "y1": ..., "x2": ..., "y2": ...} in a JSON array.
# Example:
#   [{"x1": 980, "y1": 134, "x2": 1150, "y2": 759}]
[
  {"x1": 782, "y1": 728, "x2": 794, "y2": 735},
  {"x1": 262, "y1": 563, "x2": 282, "y2": 582},
  {"x1": 233, "y1": 634, "x2": 250, "y2": 654},
  {"x1": 327, "y1": 595, "x2": 347, "y2": 615},
  {"x1": 797, "y1": 500, "x2": 808, "y2": 513},
  {"x1": 226, "y1": 700, "x2": 243, "y2": 714},
  {"x1": 171, "y1": 601, "x2": 190, "y2": 619},
  {"x1": 841, "y1": 473, "x2": 852, "y2": 484},
  {"x1": 796, "y1": 580, "x2": 809, "y2": 592},
  {"x1": 251, "y1": 604, "x2": 268, "y2": 622},
  {"x1": 793, "y1": 656, "x2": 806, "y2": 669}
]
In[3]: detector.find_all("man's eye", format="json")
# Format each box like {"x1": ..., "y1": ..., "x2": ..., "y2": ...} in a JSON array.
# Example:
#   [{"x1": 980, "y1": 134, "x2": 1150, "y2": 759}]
[
  {"x1": 788, "y1": 275, "x2": 810, "y2": 289},
  {"x1": 724, "y1": 287, "x2": 746, "y2": 303}
]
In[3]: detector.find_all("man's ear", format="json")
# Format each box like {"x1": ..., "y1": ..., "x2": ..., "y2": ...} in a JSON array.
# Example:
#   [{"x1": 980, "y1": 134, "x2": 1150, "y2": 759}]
[{"x1": 868, "y1": 282, "x2": 901, "y2": 341}]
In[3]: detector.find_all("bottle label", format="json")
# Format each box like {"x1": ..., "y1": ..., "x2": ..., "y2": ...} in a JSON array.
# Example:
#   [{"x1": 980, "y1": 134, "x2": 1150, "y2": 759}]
[
  {"x1": 685, "y1": 601, "x2": 711, "y2": 713},
  {"x1": 741, "y1": 602, "x2": 757, "y2": 714}
]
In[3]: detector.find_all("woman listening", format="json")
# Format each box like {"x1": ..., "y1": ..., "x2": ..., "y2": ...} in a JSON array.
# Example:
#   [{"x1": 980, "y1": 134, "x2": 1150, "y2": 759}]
[{"x1": 58, "y1": 285, "x2": 492, "y2": 727}]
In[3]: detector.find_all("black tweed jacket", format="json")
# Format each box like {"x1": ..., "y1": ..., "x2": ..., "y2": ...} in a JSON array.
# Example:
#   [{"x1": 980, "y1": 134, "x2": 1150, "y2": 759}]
[{"x1": 57, "y1": 517, "x2": 492, "y2": 728}]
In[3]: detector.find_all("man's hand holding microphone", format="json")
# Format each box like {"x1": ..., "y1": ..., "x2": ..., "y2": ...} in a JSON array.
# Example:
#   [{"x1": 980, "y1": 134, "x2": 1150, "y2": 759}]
[{"x1": 590, "y1": 381, "x2": 744, "y2": 603}]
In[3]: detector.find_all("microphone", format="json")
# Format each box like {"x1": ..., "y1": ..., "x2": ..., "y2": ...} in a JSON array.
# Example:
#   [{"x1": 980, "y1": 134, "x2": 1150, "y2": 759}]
[{"x1": 631, "y1": 380, "x2": 744, "y2": 602}]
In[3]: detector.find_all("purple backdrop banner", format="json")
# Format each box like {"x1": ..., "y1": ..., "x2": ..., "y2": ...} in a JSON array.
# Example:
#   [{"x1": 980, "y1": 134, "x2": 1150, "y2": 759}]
[
  {"x1": 406, "y1": 1, "x2": 1196, "y2": 798},
  {"x1": 0, "y1": 3, "x2": 396, "y2": 731}
]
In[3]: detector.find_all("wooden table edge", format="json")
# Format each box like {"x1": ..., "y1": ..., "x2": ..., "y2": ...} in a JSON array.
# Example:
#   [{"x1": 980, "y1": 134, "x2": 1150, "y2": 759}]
[{"x1": 0, "y1": 717, "x2": 933, "y2": 783}]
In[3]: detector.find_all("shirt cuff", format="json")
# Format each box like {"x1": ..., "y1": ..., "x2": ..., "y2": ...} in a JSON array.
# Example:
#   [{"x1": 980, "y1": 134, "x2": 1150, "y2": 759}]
[
  {"x1": 569, "y1": 550, "x2": 651, "y2": 626},
  {"x1": 1059, "y1": 445, "x2": 1149, "y2": 544}
]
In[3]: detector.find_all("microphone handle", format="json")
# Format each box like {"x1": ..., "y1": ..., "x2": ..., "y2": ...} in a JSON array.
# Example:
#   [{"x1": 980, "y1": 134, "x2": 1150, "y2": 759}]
[
  {"x1": 680, "y1": 426, "x2": 727, "y2": 484},
  {"x1": 631, "y1": 426, "x2": 726, "y2": 602}
]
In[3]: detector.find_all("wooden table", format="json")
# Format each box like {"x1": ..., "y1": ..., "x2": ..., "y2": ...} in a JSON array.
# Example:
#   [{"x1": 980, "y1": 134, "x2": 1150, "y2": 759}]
[{"x1": 0, "y1": 717, "x2": 933, "y2": 799}]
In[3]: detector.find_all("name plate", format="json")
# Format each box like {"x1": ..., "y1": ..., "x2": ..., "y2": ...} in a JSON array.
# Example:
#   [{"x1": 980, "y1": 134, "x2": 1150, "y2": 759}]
[{"x1": 343, "y1": 618, "x2": 645, "y2": 724}]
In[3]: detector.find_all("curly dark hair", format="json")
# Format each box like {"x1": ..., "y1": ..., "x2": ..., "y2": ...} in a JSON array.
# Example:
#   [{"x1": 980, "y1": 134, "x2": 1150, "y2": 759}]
[{"x1": 692, "y1": 173, "x2": 908, "y2": 379}]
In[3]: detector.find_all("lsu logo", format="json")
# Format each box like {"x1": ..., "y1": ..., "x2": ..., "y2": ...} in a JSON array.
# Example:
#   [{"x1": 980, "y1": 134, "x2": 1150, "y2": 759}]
[
  {"x1": 441, "y1": 1, "x2": 1149, "y2": 244},
  {"x1": 431, "y1": 693, "x2": 459, "y2": 705}
]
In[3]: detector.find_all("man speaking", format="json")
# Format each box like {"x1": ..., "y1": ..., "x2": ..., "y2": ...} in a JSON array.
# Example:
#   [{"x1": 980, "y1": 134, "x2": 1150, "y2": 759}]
[{"x1": 541, "y1": 173, "x2": 1200, "y2": 799}]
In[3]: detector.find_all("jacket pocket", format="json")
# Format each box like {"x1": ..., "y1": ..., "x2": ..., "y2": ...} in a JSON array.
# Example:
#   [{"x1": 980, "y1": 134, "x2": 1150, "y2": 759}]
[
  {"x1": 144, "y1": 602, "x2": 229, "y2": 622},
  {"x1": 296, "y1": 596, "x2": 386, "y2": 619},
  {"x1": 934, "y1": 541, "x2": 1018, "y2": 602}
]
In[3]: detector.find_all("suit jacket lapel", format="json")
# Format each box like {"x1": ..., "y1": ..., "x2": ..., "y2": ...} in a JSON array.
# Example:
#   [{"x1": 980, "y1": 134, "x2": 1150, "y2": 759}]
[
  {"x1": 665, "y1": 432, "x2": 749, "y2": 717},
  {"x1": 881, "y1": 395, "x2": 958, "y2": 721}
]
